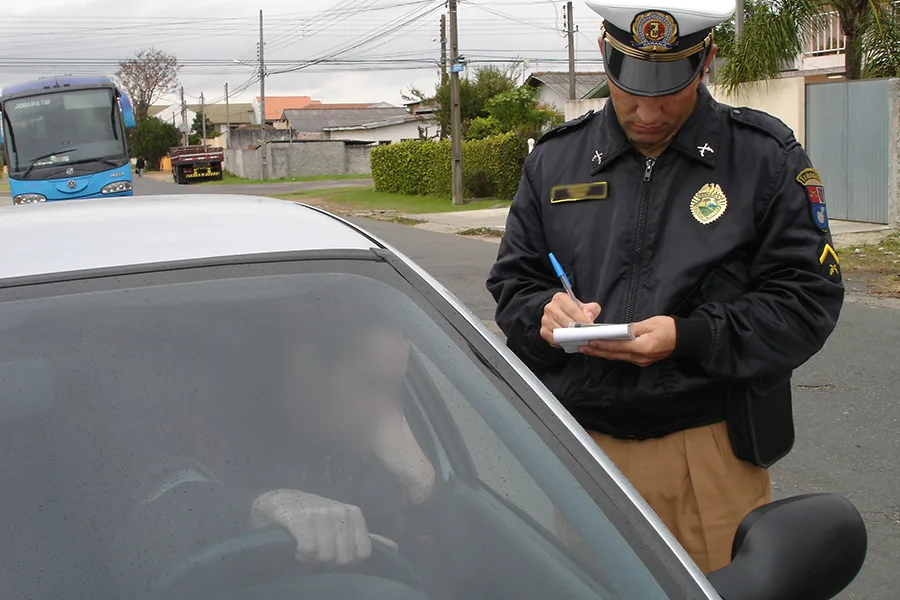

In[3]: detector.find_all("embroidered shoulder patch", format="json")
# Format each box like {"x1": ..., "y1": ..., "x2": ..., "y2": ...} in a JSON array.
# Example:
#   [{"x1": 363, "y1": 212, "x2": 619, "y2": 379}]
[{"x1": 797, "y1": 167, "x2": 829, "y2": 232}]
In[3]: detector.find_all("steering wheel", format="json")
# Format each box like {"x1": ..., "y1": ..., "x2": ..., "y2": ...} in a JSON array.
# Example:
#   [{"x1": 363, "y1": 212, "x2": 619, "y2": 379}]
[{"x1": 154, "y1": 527, "x2": 424, "y2": 597}]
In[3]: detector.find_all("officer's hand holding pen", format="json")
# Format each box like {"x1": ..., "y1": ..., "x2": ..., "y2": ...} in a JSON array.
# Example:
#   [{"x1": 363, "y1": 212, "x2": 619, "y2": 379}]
[
  {"x1": 541, "y1": 293, "x2": 602, "y2": 348},
  {"x1": 542, "y1": 253, "x2": 602, "y2": 348},
  {"x1": 541, "y1": 252, "x2": 600, "y2": 348}
]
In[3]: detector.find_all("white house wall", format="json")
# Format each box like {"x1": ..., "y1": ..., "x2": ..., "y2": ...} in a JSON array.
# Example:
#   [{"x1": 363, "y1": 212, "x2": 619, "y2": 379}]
[
  {"x1": 537, "y1": 86, "x2": 566, "y2": 113},
  {"x1": 327, "y1": 119, "x2": 436, "y2": 143}
]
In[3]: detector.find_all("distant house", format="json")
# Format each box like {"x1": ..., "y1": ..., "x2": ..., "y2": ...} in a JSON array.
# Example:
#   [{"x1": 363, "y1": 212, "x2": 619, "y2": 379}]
[
  {"x1": 525, "y1": 72, "x2": 608, "y2": 112},
  {"x1": 150, "y1": 102, "x2": 255, "y2": 135},
  {"x1": 253, "y1": 96, "x2": 321, "y2": 126},
  {"x1": 280, "y1": 105, "x2": 437, "y2": 144},
  {"x1": 404, "y1": 99, "x2": 438, "y2": 117},
  {"x1": 196, "y1": 103, "x2": 255, "y2": 133}
]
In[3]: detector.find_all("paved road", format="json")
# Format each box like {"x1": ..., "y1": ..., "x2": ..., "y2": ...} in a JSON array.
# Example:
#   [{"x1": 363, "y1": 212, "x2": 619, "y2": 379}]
[
  {"x1": 353, "y1": 217, "x2": 899, "y2": 600},
  {"x1": 132, "y1": 175, "x2": 372, "y2": 197}
]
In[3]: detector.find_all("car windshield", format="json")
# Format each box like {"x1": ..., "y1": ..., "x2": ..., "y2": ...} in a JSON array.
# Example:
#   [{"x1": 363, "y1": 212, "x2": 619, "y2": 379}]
[
  {"x1": 3, "y1": 88, "x2": 126, "y2": 177},
  {"x1": 0, "y1": 258, "x2": 689, "y2": 600}
]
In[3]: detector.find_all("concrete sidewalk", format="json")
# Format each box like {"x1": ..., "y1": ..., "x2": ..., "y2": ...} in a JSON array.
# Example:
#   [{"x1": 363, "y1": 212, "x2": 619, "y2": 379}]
[
  {"x1": 411, "y1": 205, "x2": 895, "y2": 247},
  {"x1": 411, "y1": 208, "x2": 509, "y2": 235}
]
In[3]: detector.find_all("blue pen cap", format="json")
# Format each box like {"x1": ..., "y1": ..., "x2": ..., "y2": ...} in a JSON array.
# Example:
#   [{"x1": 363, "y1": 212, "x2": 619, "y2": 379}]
[{"x1": 548, "y1": 253, "x2": 566, "y2": 278}]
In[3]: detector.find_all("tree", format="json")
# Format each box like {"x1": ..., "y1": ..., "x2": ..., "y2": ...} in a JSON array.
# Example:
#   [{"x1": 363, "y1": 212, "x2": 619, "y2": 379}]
[
  {"x1": 717, "y1": 0, "x2": 900, "y2": 91},
  {"x1": 467, "y1": 87, "x2": 563, "y2": 141},
  {"x1": 116, "y1": 48, "x2": 181, "y2": 123},
  {"x1": 189, "y1": 113, "x2": 216, "y2": 145},
  {"x1": 130, "y1": 117, "x2": 181, "y2": 169},
  {"x1": 859, "y1": 4, "x2": 900, "y2": 77},
  {"x1": 416, "y1": 64, "x2": 519, "y2": 138},
  {"x1": 466, "y1": 116, "x2": 504, "y2": 140},
  {"x1": 481, "y1": 87, "x2": 563, "y2": 140}
]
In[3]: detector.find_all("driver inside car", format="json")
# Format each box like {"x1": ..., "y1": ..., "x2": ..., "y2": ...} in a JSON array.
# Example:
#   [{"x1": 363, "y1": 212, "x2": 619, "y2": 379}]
[{"x1": 111, "y1": 289, "x2": 438, "y2": 597}]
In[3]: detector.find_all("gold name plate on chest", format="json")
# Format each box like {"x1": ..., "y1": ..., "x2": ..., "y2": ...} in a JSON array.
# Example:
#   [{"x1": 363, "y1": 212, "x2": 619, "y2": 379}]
[{"x1": 550, "y1": 182, "x2": 609, "y2": 204}]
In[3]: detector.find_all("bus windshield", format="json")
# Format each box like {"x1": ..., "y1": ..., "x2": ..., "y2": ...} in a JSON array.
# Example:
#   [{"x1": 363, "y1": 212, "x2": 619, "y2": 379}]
[{"x1": 3, "y1": 88, "x2": 127, "y2": 179}]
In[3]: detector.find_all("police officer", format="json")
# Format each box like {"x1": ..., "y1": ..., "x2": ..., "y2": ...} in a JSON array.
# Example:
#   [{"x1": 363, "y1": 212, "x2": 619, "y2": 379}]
[{"x1": 486, "y1": 0, "x2": 843, "y2": 574}]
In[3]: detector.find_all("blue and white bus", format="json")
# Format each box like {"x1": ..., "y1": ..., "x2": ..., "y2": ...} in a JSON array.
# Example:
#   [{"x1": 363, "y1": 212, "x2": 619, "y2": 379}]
[{"x1": 0, "y1": 76, "x2": 136, "y2": 205}]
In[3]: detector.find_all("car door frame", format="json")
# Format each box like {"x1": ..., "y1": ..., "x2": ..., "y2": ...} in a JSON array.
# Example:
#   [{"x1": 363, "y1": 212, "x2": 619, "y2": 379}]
[{"x1": 373, "y1": 247, "x2": 721, "y2": 600}]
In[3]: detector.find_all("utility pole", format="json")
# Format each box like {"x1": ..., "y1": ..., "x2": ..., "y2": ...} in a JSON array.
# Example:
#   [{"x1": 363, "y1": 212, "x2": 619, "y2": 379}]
[
  {"x1": 440, "y1": 15, "x2": 448, "y2": 89},
  {"x1": 225, "y1": 83, "x2": 231, "y2": 148},
  {"x1": 259, "y1": 9, "x2": 267, "y2": 180},
  {"x1": 566, "y1": 1, "x2": 576, "y2": 100},
  {"x1": 449, "y1": 0, "x2": 463, "y2": 205},
  {"x1": 180, "y1": 87, "x2": 188, "y2": 146},
  {"x1": 200, "y1": 92, "x2": 208, "y2": 150},
  {"x1": 735, "y1": 0, "x2": 744, "y2": 41}
]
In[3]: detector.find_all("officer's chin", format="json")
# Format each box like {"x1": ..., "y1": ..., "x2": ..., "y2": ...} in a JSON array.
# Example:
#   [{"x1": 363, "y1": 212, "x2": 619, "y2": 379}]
[{"x1": 626, "y1": 129, "x2": 675, "y2": 153}]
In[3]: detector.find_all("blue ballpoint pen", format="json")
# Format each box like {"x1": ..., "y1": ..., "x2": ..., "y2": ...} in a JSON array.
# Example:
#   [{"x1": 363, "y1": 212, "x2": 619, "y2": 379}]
[{"x1": 548, "y1": 253, "x2": 580, "y2": 307}]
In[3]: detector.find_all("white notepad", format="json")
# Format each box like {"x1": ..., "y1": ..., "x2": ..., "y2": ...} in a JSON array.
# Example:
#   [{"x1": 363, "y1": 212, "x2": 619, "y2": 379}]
[{"x1": 553, "y1": 323, "x2": 635, "y2": 354}]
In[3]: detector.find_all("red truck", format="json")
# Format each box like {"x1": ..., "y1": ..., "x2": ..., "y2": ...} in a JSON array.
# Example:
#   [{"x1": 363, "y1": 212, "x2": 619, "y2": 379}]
[{"x1": 168, "y1": 146, "x2": 225, "y2": 184}]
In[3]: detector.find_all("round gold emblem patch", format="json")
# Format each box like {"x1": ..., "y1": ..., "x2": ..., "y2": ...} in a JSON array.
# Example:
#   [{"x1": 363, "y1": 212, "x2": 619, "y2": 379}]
[{"x1": 631, "y1": 11, "x2": 678, "y2": 52}]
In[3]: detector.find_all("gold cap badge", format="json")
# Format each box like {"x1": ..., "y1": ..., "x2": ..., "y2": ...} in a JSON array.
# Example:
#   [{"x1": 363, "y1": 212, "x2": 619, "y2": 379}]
[
  {"x1": 690, "y1": 183, "x2": 728, "y2": 224},
  {"x1": 631, "y1": 11, "x2": 679, "y2": 52}
]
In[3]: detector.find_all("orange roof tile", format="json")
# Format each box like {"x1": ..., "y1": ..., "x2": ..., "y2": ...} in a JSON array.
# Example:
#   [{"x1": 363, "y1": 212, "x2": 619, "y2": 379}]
[{"x1": 256, "y1": 96, "x2": 319, "y2": 120}]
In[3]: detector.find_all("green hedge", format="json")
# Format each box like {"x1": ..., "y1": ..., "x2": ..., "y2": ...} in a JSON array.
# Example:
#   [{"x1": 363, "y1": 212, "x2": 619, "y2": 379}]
[{"x1": 371, "y1": 133, "x2": 523, "y2": 201}]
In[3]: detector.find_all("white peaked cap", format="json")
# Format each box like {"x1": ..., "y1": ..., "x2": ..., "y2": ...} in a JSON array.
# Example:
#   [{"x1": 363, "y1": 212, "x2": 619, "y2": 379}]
[{"x1": 585, "y1": 0, "x2": 736, "y2": 36}]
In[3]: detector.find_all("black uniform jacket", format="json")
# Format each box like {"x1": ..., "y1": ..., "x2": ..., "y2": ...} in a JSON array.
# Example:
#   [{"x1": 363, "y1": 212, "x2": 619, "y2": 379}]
[{"x1": 487, "y1": 85, "x2": 844, "y2": 440}]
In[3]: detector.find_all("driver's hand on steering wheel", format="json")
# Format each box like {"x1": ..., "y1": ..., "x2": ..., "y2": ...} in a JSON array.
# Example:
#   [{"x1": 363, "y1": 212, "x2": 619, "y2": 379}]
[{"x1": 249, "y1": 489, "x2": 397, "y2": 567}]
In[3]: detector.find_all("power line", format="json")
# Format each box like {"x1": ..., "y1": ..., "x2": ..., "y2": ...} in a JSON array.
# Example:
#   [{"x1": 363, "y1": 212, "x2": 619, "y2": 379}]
[
  {"x1": 0, "y1": 0, "x2": 604, "y2": 102},
  {"x1": 267, "y1": 1, "x2": 445, "y2": 76}
]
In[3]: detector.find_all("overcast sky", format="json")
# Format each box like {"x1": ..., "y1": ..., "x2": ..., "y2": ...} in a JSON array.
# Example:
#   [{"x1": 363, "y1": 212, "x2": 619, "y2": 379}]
[{"x1": 0, "y1": 0, "x2": 606, "y2": 107}]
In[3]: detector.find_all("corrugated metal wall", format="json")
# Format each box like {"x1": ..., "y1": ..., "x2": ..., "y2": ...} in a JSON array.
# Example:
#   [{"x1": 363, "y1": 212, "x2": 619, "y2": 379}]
[{"x1": 806, "y1": 79, "x2": 893, "y2": 224}]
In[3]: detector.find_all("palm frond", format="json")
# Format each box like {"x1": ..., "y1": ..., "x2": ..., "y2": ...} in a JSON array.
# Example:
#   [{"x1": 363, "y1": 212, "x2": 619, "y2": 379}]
[
  {"x1": 716, "y1": 0, "x2": 833, "y2": 93},
  {"x1": 862, "y1": 2, "x2": 900, "y2": 77}
]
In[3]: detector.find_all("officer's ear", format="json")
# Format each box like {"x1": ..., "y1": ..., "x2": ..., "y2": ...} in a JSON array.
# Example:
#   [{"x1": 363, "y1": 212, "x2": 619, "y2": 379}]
[{"x1": 701, "y1": 45, "x2": 718, "y2": 81}]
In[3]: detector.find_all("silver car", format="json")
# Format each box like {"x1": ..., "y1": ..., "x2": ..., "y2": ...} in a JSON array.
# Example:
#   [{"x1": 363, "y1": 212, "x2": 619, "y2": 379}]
[{"x1": 0, "y1": 196, "x2": 866, "y2": 600}]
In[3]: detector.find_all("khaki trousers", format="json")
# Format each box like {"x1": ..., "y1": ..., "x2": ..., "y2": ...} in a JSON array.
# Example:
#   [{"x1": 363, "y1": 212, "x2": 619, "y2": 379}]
[{"x1": 559, "y1": 421, "x2": 772, "y2": 574}]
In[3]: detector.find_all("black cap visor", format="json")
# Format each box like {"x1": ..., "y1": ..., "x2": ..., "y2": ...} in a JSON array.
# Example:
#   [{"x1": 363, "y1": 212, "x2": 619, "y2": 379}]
[{"x1": 602, "y1": 40, "x2": 707, "y2": 97}]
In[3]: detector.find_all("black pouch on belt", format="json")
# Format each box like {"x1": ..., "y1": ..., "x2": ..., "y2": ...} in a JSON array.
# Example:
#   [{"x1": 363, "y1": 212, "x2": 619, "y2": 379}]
[
  {"x1": 726, "y1": 374, "x2": 794, "y2": 468},
  {"x1": 671, "y1": 253, "x2": 795, "y2": 469}
]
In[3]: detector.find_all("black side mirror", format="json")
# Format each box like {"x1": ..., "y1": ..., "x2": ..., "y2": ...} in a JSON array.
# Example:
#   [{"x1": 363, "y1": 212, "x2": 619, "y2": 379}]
[{"x1": 707, "y1": 493, "x2": 867, "y2": 600}]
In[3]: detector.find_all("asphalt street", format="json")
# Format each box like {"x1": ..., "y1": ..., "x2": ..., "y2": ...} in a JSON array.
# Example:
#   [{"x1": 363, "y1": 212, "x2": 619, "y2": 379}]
[{"x1": 354, "y1": 218, "x2": 899, "y2": 600}]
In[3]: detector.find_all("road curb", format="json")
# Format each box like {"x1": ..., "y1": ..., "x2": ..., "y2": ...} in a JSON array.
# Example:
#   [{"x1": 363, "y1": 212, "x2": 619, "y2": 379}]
[{"x1": 411, "y1": 220, "x2": 504, "y2": 236}]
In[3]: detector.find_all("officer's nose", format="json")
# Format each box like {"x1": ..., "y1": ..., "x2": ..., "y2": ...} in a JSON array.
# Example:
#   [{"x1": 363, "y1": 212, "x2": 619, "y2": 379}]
[{"x1": 634, "y1": 96, "x2": 666, "y2": 125}]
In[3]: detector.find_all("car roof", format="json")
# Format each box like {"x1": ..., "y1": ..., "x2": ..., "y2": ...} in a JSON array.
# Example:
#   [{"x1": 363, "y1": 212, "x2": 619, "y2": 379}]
[{"x1": 0, "y1": 195, "x2": 378, "y2": 280}]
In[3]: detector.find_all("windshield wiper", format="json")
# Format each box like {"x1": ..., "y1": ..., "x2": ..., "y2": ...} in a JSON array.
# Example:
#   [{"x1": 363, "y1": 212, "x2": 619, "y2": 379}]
[
  {"x1": 21, "y1": 148, "x2": 78, "y2": 179},
  {"x1": 66, "y1": 157, "x2": 120, "y2": 168}
]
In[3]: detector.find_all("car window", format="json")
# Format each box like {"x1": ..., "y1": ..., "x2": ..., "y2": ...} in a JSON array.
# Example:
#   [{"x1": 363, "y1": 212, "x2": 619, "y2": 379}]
[
  {"x1": 417, "y1": 349, "x2": 572, "y2": 533},
  {"x1": 0, "y1": 261, "x2": 681, "y2": 600}
]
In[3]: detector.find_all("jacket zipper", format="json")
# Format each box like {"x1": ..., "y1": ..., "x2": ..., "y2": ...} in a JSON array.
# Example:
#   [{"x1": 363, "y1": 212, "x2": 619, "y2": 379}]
[
  {"x1": 624, "y1": 157, "x2": 656, "y2": 323},
  {"x1": 612, "y1": 157, "x2": 655, "y2": 420}
]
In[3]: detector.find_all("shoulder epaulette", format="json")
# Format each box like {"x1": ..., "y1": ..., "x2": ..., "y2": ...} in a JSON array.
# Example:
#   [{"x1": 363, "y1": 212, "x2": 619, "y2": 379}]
[
  {"x1": 536, "y1": 110, "x2": 596, "y2": 146},
  {"x1": 728, "y1": 106, "x2": 798, "y2": 150}
]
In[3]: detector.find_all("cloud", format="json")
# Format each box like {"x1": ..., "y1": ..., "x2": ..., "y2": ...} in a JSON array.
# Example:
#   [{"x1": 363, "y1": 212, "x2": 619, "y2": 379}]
[{"x1": 1, "y1": 0, "x2": 604, "y2": 107}]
